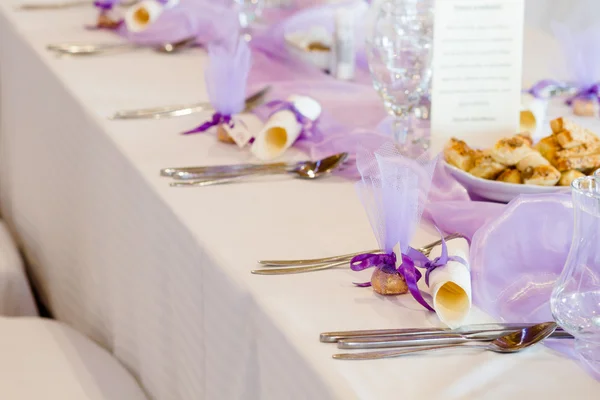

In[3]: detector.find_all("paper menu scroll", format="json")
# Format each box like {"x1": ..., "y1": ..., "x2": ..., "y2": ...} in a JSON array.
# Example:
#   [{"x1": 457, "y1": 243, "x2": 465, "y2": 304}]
[
  {"x1": 427, "y1": 237, "x2": 471, "y2": 328},
  {"x1": 430, "y1": 0, "x2": 525, "y2": 154}
]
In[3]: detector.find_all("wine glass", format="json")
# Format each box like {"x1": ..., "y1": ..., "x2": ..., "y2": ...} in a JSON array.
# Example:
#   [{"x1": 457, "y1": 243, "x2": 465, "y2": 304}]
[
  {"x1": 365, "y1": 0, "x2": 434, "y2": 152},
  {"x1": 551, "y1": 176, "x2": 600, "y2": 374}
]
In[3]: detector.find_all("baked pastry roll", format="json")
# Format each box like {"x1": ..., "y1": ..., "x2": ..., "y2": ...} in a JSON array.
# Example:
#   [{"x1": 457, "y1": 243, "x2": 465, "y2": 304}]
[
  {"x1": 556, "y1": 142, "x2": 600, "y2": 158},
  {"x1": 468, "y1": 155, "x2": 506, "y2": 180},
  {"x1": 553, "y1": 152, "x2": 600, "y2": 172},
  {"x1": 522, "y1": 165, "x2": 561, "y2": 186},
  {"x1": 444, "y1": 138, "x2": 475, "y2": 171},
  {"x1": 516, "y1": 132, "x2": 533, "y2": 147},
  {"x1": 559, "y1": 170, "x2": 586, "y2": 186},
  {"x1": 490, "y1": 136, "x2": 533, "y2": 166},
  {"x1": 496, "y1": 168, "x2": 522, "y2": 184},
  {"x1": 535, "y1": 136, "x2": 560, "y2": 163},
  {"x1": 516, "y1": 152, "x2": 550, "y2": 171}
]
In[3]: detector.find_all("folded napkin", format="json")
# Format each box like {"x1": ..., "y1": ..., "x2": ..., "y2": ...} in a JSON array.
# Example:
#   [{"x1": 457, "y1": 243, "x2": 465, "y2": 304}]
[{"x1": 426, "y1": 237, "x2": 471, "y2": 328}]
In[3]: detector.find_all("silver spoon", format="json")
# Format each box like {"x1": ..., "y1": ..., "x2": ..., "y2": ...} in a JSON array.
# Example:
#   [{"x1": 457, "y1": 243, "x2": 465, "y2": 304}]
[
  {"x1": 47, "y1": 36, "x2": 196, "y2": 56},
  {"x1": 332, "y1": 321, "x2": 558, "y2": 360},
  {"x1": 170, "y1": 153, "x2": 348, "y2": 187}
]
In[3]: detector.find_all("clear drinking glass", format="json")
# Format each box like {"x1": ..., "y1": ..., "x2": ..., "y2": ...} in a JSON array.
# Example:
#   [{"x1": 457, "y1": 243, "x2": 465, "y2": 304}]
[
  {"x1": 365, "y1": 0, "x2": 434, "y2": 150},
  {"x1": 551, "y1": 175, "x2": 600, "y2": 374}
]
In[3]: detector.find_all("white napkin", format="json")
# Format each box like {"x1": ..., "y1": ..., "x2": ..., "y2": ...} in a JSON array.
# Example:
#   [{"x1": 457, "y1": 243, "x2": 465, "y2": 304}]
[
  {"x1": 427, "y1": 238, "x2": 472, "y2": 328},
  {"x1": 125, "y1": 0, "x2": 178, "y2": 33},
  {"x1": 251, "y1": 95, "x2": 321, "y2": 160}
]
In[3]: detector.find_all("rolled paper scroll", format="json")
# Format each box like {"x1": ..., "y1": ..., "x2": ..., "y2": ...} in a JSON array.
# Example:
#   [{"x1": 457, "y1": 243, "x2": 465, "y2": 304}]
[
  {"x1": 251, "y1": 95, "x2": 322, "y2": 160},
  {"x1": 520, "y1": 93, "x2": 548, "y2": 140},
  {"x1": 125, "y1": 0, "x2": 178, "y2": 33},
  {"x1": 426, "y1": 237, "x2": 471, "y2": 328}
]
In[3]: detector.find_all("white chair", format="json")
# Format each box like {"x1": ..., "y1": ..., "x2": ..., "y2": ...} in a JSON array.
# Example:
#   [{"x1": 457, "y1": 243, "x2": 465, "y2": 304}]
[
  {"x1": 0, "y1": 221, "x2": 37, "y2": 316},
  {"x1": 0, "y1": 317, "x2": 148, "y2": 400}
]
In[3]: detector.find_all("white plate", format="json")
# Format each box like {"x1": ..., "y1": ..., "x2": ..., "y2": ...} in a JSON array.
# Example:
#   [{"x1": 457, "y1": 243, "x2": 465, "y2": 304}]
[{"x1": 444, "y1": 162, "x2": 570, "y2": 203}]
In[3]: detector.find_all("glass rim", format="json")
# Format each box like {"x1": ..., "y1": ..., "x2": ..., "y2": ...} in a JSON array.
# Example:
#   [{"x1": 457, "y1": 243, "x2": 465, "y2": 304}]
[{"x1": 571, "y1": 175, "x2": 600, "y2": 199}]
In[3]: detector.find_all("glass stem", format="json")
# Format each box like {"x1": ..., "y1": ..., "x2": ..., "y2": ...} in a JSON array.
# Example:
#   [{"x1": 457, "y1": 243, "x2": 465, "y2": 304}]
[{"x1": 392, "y1": 105, "x2": 413, "y2": 144}]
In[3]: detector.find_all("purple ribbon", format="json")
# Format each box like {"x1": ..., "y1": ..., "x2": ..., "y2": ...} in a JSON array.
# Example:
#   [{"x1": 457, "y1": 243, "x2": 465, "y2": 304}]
[
  {"x1": 182, "y1": 113, "x2": 233, "y2": 135},
  {"x1": 350, "y1": 248, "x2": 433, "y2": 312},
  {"x1": 93, "y1": 0, "x2": 117, "y2": 10},
  {"x1": 527, "y1": 80, "x2": 600, "y2": 105},
  {"x1": 350, "y1": 234, "x2": 466, "y2": 312},
  {"x1": 265, "y1": 100, "x2": 323, "y2": 142}
]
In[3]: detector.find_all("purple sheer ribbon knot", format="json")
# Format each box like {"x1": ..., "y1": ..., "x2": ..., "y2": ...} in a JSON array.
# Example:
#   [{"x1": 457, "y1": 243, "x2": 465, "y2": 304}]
[
  {"x1": 182, "y1": 113, "x2": 233, "y2": 135},
  {"x1": 527, "y1": 80, "x2": 600, "y2": 105},
  {"x1": 350, "y1": 248, "x2": 434, "y2": 311},
  {"x1": 265, "y1": 100, "x2": 323, "y2": 142},
  {"x1": 93, "y1": 0, "x2": 115, "y2": 10},
  {"x1": 421, "y1": 236, "x2": 467, "y2": 287}
]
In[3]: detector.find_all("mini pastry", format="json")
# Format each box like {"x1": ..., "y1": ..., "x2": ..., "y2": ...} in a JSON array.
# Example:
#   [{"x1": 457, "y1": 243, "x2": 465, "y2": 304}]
[
  {"x1": 559, "y1": 170, "x2": 586, "y2": 186},
  {"x1": 516, "y1": 132, "x2": 534, "y2": 147},
  {"x1": 535, "y1": 136, "x2": 560, "y2": 163},
  {"x1": 516, "y1": 152, "x2": 550, "y2": 171},
  {"x1": 550, "y1": 118, "x2": 598, "y2": 149},
  {"x1": 444, "y1": 138, "x2": 475, "y2": 171},
  {"x1": 496, "y1": 168, "x2": 522, "y2": 184},
  {"x1": 556, "y1": 142, "x2": 600, "y2": 158},
  {"x1": 490, "y1": 136, "x2": 533, "y2": 166},
  {"x1": 521, "y1": 165, "x2": 561, "y2": 186},
  {"x1": 468, "y1": 155, "x2": 506, "y2": 180},
  {"x1": 550, "y1": 117, "x2": 580, "y2": 134},
  {"x1": 553, "y1": 152, "x2": 600, "y2": 172}
]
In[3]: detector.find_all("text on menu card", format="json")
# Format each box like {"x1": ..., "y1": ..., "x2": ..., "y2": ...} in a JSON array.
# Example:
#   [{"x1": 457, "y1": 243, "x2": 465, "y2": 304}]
[{"x1": 430, "y1": 0, "x2": 525, "y2": 152}]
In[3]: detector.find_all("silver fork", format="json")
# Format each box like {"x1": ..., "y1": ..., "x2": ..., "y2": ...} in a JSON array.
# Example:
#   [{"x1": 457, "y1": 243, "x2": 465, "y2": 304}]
[{"x1": 251, "y1": 233, "x2": 465, "y2": 275}]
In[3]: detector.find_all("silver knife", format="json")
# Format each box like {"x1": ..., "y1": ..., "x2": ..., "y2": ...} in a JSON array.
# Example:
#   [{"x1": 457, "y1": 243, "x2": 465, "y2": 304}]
[
  {"x1": 111, "y1": 85, "x2": 270, "y2": 120},
  {"x1": 319, "y1": 323, "x2": 565, "y2": 343},
  {"x1": 337, "y1": 329, "x2": 573, "y2": 349},
  {"x1": 161, "y1": 160, "x2": 295, "y2": 178}
]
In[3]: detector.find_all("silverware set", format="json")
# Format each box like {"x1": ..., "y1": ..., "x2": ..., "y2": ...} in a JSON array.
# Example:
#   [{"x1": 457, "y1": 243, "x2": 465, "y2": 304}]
[
  {"x1": 47, "y1": 36, "x2": 197, "y2": 57},
  {"x1": 162, "y1": 153, "x2": 348, "y2": 188},
  {"x1": 322, "y1": 322, "x2": 569, "y2": 360},
  {"x1": 252, "y1": 233, "x2": 464, "y2": 275},
  {"x1": 111, "y1": 85, "x2": 271, "y2": 120}
]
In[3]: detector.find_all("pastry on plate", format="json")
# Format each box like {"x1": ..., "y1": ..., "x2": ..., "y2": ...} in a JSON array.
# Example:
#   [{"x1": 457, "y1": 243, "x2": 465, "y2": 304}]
[
  {"x1": 468, "y1": 155, "x2": 505, "y2": 180},
  {"x1": 490, "y1": 136, "x2": 533, "y2": 166},
  {"x1": 551, "y1": 117, "x2": 598, "y2": 149},
  {"x1": 521, "y1": 165, "x2": 561, "y2": 186},
  {"x1": 559, "y1": 170, "x2": 586, "y2": 186},
  {"x1": 553, "y1": 152, "x2": 600, "y2": 172},
  {"x1": 516, "y1": 152, "x2": 550, "y2": 171},
  {"x1": 444, "y1": 138, "x2": 475, "y2": 171},
  {"x1": 496, "y1": 168, "x2": 522, "y2": 184},
  {"x1": 535, "y1": 136, "x2": 560, "y2": 163}
]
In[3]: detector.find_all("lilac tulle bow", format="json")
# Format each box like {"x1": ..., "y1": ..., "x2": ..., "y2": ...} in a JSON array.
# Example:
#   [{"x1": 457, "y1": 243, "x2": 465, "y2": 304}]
[
  {"x1": 93, "y1": 0, "x2": 116, "y2": 11},
  {"x1": 265, "y1": 100, "x2": 323, "y2": 142},
  {"x1": 350, "y1": 249, "x2": 433, "y2": 311},
  {"x1": 526, "y1": 80, "x2": 600, "y2": 105},
  {"x1": 421, "y1": 237, "x2": 467, "y2": 287},
  {"x1": 182, "y1": 113, "x2": 233, "y2": 135},
  {"x1": 183, "y1": 38, "x2": 251, "y2": 135}
]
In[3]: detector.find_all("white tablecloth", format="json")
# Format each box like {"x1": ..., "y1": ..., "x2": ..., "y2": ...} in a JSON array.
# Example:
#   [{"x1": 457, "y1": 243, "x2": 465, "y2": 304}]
[{"x1": 0, "y1": 1, "x2": 598, "y2": 399}]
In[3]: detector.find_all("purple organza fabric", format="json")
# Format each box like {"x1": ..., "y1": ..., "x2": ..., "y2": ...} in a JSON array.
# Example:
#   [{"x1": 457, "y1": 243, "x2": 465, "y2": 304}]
[
  {"x1": 118, "y1": 0, "x2": 240, "y2": 48},
  {"x1": 206, "y1": 38, "x2": 251, "y2": 115},
  {"x1": 356, "y1": 142, "x2": 437, "y2": 254}
]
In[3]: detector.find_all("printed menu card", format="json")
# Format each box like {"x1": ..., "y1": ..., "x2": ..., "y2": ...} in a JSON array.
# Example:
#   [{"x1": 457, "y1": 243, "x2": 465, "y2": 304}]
[{"x1": 430, "y1": 0, "x2": 525, "y2": 153}]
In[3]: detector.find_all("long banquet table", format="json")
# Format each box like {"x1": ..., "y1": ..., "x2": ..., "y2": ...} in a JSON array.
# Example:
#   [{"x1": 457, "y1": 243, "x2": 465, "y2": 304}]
[{"x1": 0, "y1": 1, "x2": 599, "y2": 399}]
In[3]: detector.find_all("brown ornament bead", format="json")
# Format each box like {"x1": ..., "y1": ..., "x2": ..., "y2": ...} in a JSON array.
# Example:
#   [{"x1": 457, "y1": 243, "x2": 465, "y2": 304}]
[
  {"x1": 371, "y1": 268, "x2": 408, "y2": 295},
  {"x1": 216, "y1": 125, "x2": 236, "y2": 144},
  {"x1": 572, "y1": 98, "x2": 599, "y2": 117}
]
